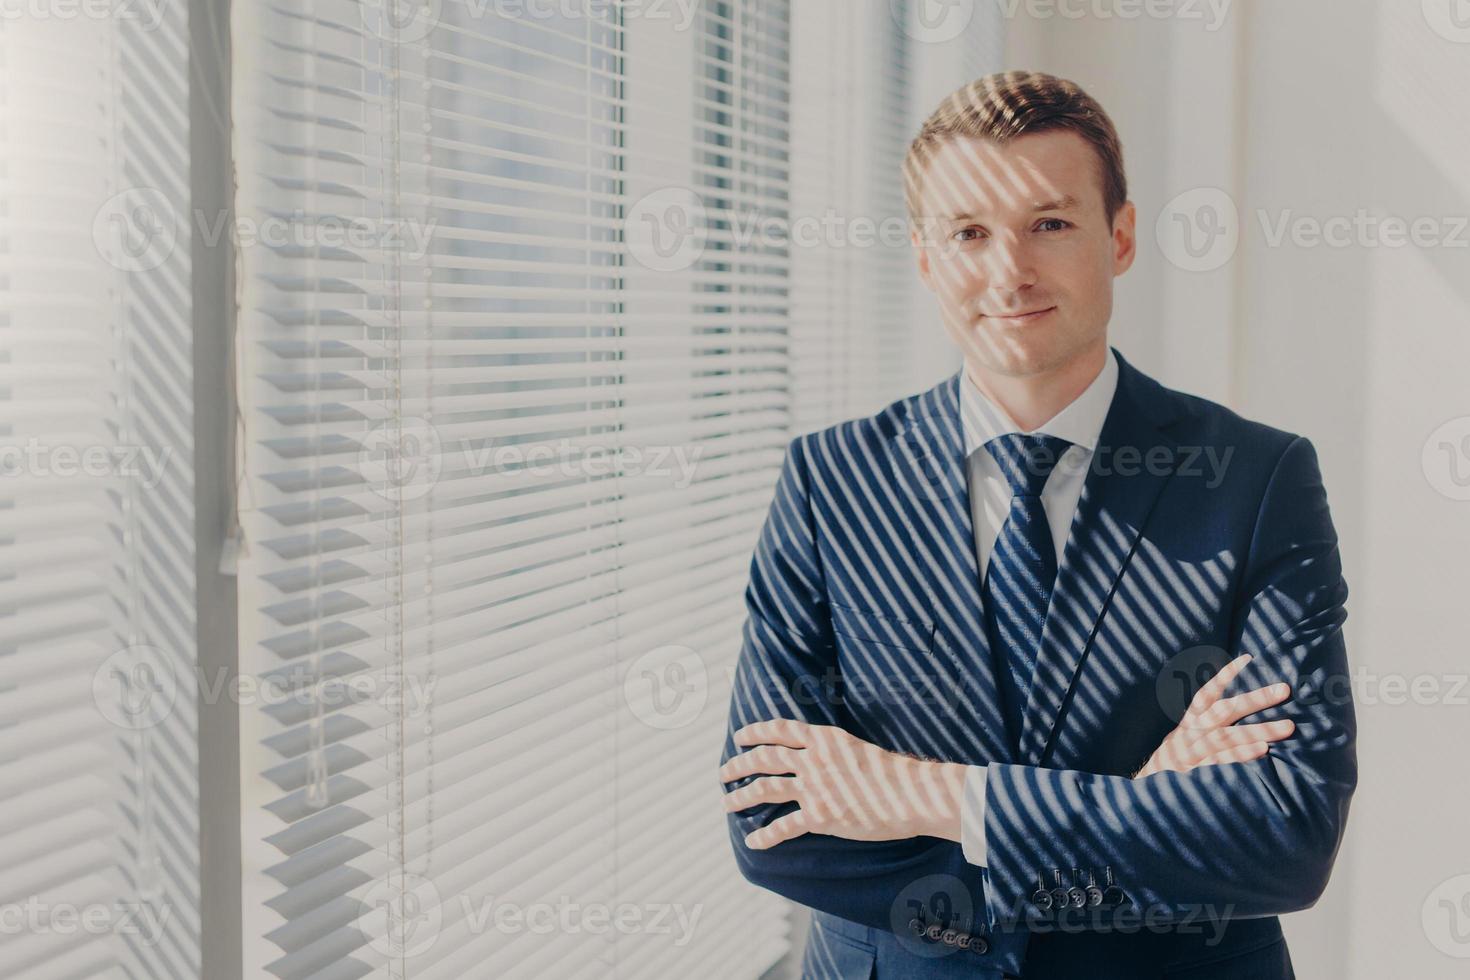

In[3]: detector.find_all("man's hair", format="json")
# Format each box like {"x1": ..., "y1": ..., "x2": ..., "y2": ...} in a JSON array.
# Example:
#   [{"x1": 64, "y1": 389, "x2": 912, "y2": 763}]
[{"x1": 902, "y1": 70, "x2": 1128, "y2": 227}]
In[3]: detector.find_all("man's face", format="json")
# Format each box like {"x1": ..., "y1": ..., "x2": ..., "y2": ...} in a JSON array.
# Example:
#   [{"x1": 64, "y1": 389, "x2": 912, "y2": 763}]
[{"x1": 910, "y1": 129, "x2": 1136, "y2": 378}]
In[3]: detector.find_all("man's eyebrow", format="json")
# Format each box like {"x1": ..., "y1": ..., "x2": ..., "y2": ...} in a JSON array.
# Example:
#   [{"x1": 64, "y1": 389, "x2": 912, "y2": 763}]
[
  {"x1": 1031, "y1": 194, "x2": 1081, "y2": 212},
  {"x1": 944, "y1": 195, "x2": 1082, "y2": 221}
]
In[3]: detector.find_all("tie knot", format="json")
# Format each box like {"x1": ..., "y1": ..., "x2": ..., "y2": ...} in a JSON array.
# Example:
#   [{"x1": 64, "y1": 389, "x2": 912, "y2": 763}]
[{"x1": 984, "y1": 432, "x2": 1072, "y2": 496}]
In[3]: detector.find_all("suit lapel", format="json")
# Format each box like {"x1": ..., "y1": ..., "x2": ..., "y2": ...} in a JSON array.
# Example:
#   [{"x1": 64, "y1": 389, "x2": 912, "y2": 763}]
[
  {"x1": 884, "y1": 374, "x2": 1014, "y2": 764},
  {"x1": 883, "y1": 350, "x2": 1184, "y2": 768},
  {"x1": 1017, "y1": 350, "x2": 1182, "y2": 765}
]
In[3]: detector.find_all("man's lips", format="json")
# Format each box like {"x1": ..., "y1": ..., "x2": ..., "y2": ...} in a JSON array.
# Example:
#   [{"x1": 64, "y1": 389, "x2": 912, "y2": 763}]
[{"x1": 981, "y1": 306, "x2": 1056, "y2": 323}]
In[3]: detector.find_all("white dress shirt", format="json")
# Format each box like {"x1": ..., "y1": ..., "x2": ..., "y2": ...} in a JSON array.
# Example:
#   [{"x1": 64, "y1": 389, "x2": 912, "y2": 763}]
[{"x1": 956, "y1": 347, "x2": 1120, "y2": 869}]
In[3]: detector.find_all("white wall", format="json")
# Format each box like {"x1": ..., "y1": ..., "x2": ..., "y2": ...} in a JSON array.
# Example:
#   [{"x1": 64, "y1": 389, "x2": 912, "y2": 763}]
[{"x1": 1005, "y1": 0, "x2": 1470, "y2": 976}]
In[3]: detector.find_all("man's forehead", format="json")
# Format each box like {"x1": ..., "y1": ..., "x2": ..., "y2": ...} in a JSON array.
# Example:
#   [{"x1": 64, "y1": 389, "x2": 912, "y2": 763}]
[{"x1": 916, "y1": 132, "x2": 1099, "y2": 217}]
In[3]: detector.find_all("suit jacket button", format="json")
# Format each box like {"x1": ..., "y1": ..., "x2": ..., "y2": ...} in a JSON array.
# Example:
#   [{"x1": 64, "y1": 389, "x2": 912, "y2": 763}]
[
  {"x1": 970, "y1": 936, "x2": 989, "y2": 954},
  {"x1": 1067, "y1": 887, "x2": 1087, "y2": 908},
  {"x1": 941, "y1": 929, "x2": 958, "y2": 945},
  {"x1": 925, "y1": 924, "x2": 943, "y2": 941},
  {"x1": 908, "y1": 918, "x2": 924, "y2": 935},
  {"x1": 1032, "y1": 889, "x2": 1053, "y2": 911},
  {"x1": 957, "y1": 935, "x2": 971, "y2": 950}
]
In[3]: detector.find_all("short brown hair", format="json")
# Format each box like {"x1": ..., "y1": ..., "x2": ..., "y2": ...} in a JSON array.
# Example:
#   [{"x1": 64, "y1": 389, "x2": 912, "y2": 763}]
[{"x1": 903, "y1": 71, "x2": 1128, "y2": 226}]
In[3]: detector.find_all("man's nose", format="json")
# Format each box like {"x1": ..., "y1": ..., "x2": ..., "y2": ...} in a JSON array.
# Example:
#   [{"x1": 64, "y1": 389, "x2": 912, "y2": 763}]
[{"x1": 980, "y1": 233, "x2": 1038, "y2": 291}]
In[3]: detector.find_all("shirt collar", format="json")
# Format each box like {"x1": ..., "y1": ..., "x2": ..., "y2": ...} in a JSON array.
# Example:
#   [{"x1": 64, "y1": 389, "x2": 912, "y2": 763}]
[{"x1": 959, "y1": 346, "x2": 1119, "y2": 459}]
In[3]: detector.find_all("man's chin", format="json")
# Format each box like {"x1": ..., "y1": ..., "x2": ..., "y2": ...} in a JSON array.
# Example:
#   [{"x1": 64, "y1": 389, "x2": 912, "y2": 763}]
[{"x1": 961, "y1": 331, "x2": 1069, "y2": 379}]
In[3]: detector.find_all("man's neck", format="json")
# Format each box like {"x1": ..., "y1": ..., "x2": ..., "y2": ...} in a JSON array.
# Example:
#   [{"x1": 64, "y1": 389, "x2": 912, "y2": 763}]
[{"x1": 965, "y1": 342, "x2": 1109, "y2": 433}]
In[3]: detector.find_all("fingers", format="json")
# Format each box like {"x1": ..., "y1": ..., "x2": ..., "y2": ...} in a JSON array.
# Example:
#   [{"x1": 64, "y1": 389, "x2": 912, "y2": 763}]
[
  {"x1": 1136, "y1": 662, "x2": 1296, "y2": 779},
  {"x1": 733, "y1": 718, "x2": 817, "y2": 749},
  {"x1": 1138, "y1": 717, "x2": 1294, "y2": 778},
  {"x1": 1180, "y1": 719, "x2": 1294, "y2": 757},
  {"x1": 1180, "y1": 654, "x2": 1293, "y2": 731},
  {"x1": 1184, "y1": 653, "x2": 1253, "y2": 716},
  {"x1": 1137, "y1": 735, "x2": 1272, "y2": 778},
  {"x1": 718, "y1": 744, "x2": 800, "y2": 784},
  {"x1": 723, "y1": 775, "x2": 800, "y2": 812},
  {"x1": 1196, "y1": 740, "x2": 1271, "y2": 768},
  {"x1": 1198, "y1": 682, "x2": 1292, "y2": 728},
  {"x1": 745, "y1": 809, "x2": 810, "y2": 850}
]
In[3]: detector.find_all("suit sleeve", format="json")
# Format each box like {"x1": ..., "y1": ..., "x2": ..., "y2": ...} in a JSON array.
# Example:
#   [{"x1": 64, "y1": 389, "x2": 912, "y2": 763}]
[
  {"x1": 979, "y1": 435, "x2": 1358, "y2": 930},
  {"x1": 718, "y1": 434, "x2": 995, "y2": 939}
]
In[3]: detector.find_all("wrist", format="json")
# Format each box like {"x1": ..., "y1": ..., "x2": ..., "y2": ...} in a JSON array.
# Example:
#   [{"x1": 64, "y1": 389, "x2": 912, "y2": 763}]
[{"x1": 911, "y1": 758, "x2": 968, "y2": 842}]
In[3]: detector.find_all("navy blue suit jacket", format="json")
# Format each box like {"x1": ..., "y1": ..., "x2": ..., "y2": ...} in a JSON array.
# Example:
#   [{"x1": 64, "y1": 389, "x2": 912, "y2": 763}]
[{"x1": 719, "y1": 348, "x2": 1356, "y2": 978}]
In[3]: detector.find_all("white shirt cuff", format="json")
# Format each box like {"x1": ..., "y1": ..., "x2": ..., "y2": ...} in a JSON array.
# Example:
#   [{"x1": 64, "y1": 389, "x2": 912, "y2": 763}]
[{"x1": 960, "y1": 763, "x2": 989, "y2": 868}]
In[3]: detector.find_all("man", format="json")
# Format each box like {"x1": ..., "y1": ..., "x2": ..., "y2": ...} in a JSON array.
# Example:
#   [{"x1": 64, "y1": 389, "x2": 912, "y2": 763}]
[{"x1": 717, "y1": 71, "x2": 1356, "y2": 979}]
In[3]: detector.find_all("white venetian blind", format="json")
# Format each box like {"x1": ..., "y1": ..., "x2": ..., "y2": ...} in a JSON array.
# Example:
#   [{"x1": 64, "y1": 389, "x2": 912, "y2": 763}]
[
  {"x1": 233, "y1": 1, "x2": 793, "y2": 977},
  {"x1": 0, "y1": 8, "x2": 198, "y2": 980},
  {"x1": 788, "y1": 0, "x2": 920, "y2": 433}
]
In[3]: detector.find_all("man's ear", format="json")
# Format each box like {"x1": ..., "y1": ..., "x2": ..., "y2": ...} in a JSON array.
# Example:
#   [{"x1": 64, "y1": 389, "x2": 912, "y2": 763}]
[
  {"x1": 910, "y1": 228, "x2": 933, "y2": 291},
  {"x1": 1112, "y1": 200, "x2": 1137, "y2": 276}
]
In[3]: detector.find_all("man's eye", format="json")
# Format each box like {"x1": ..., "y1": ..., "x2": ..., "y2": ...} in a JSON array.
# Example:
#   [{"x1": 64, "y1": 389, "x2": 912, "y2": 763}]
[{"x1": 1038, "y1": 218, "x2": 1071, "y2": 232}]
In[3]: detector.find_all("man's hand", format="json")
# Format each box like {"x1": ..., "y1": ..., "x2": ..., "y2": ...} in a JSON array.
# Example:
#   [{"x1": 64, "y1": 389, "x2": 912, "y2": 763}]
[
  {"x1": 719, "y1": 719, "x2": 968, "y2": 849},
  {"x1": 720, "y1": 655, "x2": 1294, "y2": 849},
  {"x1": 1134, "y1": 653, "x2": 1295, "y2": 778}
]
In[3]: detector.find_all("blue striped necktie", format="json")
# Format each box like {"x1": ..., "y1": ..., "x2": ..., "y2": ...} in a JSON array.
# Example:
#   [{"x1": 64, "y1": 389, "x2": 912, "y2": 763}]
[{"x1": 981, "y1": 432, "x2": 1072, "y2": 754}]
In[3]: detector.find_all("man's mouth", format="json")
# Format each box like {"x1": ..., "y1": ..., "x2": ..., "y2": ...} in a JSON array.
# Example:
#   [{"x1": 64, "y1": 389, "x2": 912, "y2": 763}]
[{"x1": 981, "y1": 306, "x2": 1056, "y2": 324}]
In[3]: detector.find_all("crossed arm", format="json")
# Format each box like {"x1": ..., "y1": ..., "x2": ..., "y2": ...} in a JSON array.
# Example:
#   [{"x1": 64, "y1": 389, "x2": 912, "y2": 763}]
[{"x1": 717, "y1": 434, "x2": 1357, "y2": 934}]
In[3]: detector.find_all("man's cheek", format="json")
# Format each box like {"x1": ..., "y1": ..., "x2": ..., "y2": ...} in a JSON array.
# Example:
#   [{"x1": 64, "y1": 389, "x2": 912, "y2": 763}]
[{"x1": 934, "y1": 261, "x2": 982, "y2": 296}]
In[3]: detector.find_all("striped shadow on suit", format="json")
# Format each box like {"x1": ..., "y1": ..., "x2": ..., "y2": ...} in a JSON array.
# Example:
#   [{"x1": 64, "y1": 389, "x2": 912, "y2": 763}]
[{"x1": 719, "y1": 347, "x2": 1354, "y2": 979}]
